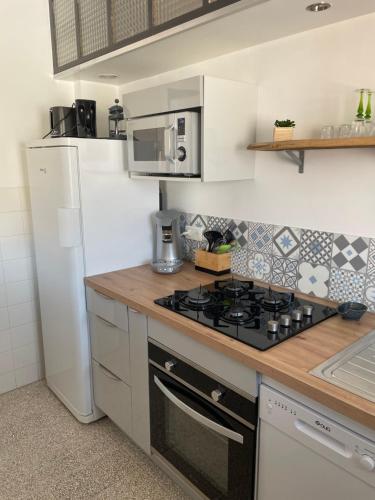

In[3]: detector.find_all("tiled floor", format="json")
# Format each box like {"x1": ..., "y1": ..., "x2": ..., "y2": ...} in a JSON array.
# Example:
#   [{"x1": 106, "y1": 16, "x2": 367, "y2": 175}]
[{"x1": 0, "y1": 381, "x2": 188, "y2": 500}]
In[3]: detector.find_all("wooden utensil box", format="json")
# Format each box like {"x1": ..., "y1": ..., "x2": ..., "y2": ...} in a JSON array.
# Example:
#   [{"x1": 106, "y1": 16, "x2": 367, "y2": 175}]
[{"x1": 195, "y1": 249, "x2": 231, "y2": 275}]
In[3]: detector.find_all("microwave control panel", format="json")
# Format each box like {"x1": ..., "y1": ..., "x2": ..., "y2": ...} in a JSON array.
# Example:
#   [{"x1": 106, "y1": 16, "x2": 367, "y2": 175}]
[
  {"x1": 177, "y1": 117, "x2": 185, "y2": 139},
  {"x1": 175, "y1": 111, "x2": 200, "y2": 172}
]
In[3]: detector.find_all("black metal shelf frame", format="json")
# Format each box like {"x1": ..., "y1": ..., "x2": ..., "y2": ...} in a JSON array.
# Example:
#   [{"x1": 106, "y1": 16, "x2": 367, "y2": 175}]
[{"x1": 49, "y1": 0, "x2": 241, "y2": 74}]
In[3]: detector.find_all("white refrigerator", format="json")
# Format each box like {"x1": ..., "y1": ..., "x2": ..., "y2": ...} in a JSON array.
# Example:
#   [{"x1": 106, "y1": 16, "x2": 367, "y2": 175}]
[{"x1": 26, "y1": 138, "x2": 159, "y2": 423}]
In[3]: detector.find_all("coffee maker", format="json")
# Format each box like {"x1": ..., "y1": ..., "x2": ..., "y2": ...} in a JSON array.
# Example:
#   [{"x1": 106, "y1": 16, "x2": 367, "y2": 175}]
[
  {"x1": 47, "y1": 100, "x2": 96, "y2": 139},
  {"x1": 152, "y1": 210, "x2": 183, "y2": 274},
  {"x1": 75, "y1": 99, "x2": 96, "y2": 138}
]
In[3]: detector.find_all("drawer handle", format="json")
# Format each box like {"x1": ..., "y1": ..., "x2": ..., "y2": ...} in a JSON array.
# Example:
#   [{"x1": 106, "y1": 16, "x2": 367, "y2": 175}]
[
  {"x1": 128, "y1": 308, "x2": 140, "y2": 314},
  {"x1": 97, "y1": 363, "x2": 120, "y2": 382},
  {"x1": 96, "y1": 315, "x2": 116, "y2": 328},
  {"x1": 95, "y1": 291, "x2": 113, "y2": 301}
]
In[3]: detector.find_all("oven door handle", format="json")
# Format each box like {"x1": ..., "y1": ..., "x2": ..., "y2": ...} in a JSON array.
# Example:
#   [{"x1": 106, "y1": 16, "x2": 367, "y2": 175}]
[{"x1": 153, "y1": 375, "x2": 244, "y2": 444}]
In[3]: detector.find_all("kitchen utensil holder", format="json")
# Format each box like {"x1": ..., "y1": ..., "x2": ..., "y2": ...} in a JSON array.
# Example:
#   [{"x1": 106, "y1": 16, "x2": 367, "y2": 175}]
[{"x1": 195, "y1": 250, "x2": 231, "y2": 275}]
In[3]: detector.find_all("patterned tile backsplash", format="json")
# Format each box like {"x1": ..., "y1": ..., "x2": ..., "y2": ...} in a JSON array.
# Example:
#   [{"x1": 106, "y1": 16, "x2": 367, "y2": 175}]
[{"x1": 180, "y1": 212, "x2": 375, "y2": 312}]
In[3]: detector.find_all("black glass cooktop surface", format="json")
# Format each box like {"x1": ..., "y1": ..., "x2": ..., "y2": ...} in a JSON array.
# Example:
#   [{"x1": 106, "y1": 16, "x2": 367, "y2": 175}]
[{"x1": 154, "y1": 278, "x2": 337, "y2": 351}]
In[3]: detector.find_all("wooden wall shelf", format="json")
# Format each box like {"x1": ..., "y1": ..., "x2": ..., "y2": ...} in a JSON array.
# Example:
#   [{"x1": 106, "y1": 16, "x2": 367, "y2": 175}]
[
  {"x1": 247, "y1": 137, "x2": 375, "y2": 173},
  {"x1": 247, "y1": 137, "x2": 375, "y2": 151}
]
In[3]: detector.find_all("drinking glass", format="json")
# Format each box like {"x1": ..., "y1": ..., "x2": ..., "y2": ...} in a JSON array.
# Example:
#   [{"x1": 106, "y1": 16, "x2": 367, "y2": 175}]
[
  {"x1": 351, "y1": 120, "x2": 366, "y2": 137},
  {"x1": 364, "y1": 121, "x2": 375, "y2": 136},
  {"x1": 338, "y1": 124, "x2": 351, "y2": 138},
  {"x1": 320, "y1": 126, "x2": 334, "y2": 139}
]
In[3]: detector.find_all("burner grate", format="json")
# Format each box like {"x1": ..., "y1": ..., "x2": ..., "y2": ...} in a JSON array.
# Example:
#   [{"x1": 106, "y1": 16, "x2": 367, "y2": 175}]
[
  {"x1": 215, "y1": 278, "x2": 254, "y2": 297},
  {"x1": 175, "y1": 286, "x2": 221, "y2": 311},
  {"x1": 154, "y1": 279, "x2": 337, "y2": 351},
  {"x1": 260, "y1": 287, "x2": 294, "y2": 312},
  {"x1": 220, "y1": 304, "x2": 257, "y2": 326}
]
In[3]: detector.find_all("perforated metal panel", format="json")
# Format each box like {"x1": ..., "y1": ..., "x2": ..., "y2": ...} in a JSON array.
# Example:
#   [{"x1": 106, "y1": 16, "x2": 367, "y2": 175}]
[
  {"x1": 111, "y1": 0, "x2": 148, "y2": 44},
  {"x1": 152, "y1": 0, "x2": 203, "y2": 26},
  {"x1": 78, "y1": 0, "x2": 109, "y2": 56},
  {"x1": 53, "y1": 0, "x2": 78, "y2": 67},
  {"x1": 50, "y1": 0, "x2": 242, "y2": 73}
]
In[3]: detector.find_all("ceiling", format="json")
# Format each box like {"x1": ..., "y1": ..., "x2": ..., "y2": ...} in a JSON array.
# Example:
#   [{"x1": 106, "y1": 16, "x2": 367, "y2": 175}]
[{"x1": 56, "y1": 0, "x2": 375, "y2": 85}]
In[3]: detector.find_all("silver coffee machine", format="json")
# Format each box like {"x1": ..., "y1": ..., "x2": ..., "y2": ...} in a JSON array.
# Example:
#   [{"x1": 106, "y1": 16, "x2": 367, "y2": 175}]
[{"x1": 152, "y1": 210, "x2": 183, "y2": 274}]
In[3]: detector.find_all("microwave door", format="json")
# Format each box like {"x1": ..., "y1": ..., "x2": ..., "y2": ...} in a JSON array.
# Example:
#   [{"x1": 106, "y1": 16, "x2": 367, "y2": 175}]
[{"x1": 128, "y1": 114, "x2": 177, "y2": 174}]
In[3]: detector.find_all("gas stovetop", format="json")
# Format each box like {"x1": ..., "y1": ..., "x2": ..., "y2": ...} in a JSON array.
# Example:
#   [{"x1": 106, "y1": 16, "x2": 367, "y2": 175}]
[{"x1": 154, "y1": 278, "x2": 337, "y2": 351}]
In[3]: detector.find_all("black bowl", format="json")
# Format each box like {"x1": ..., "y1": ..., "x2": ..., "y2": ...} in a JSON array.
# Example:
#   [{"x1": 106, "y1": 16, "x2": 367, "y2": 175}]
[{"x1": 337, "y1": 302, "x2": 367, "y2": 321}]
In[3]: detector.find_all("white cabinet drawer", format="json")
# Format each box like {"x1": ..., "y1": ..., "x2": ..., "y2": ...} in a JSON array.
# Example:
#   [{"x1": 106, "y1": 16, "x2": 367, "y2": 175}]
[
  {"x1": 86, "y1": 287, "x2": 128, "y2": 331},
  {"x1": 92, "y1": 360, "x2": 132, "y2": 437},
  {"x1": 90, "y1": 314, "x2": 130, "y2": 384}
]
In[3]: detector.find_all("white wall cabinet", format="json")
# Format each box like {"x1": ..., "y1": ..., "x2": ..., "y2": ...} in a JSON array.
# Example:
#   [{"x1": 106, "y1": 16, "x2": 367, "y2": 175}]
[
  {"x1": 202, "y1": 76, "x2": 256, "y2": 182},
  {"x1": 123, "y1": 75, "x2": 257, "y2": 182}
]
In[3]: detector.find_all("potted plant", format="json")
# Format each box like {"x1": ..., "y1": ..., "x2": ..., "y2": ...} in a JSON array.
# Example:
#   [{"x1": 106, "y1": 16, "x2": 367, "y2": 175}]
[{"x1": 273, "y1": 119, "x2": 296, "y2": 141}]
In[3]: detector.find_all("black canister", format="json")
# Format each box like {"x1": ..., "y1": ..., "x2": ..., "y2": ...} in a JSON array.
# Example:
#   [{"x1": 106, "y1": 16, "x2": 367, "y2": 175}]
[{"x1": 49, "y1": 106, "x2": 77, "y2": 137}]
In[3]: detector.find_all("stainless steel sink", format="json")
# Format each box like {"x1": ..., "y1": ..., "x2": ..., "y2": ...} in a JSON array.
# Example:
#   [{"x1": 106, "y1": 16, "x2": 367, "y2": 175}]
[{"x1": 310, "y1": 330, "x2": 375, "y2": 402}]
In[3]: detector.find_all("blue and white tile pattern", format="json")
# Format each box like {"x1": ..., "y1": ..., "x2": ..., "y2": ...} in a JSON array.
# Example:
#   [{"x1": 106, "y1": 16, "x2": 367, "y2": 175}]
[
  {"x1": 331, "y1": 234, "x2": 369, "y2": 273},
  {"x1": 328, "y1": 268, "x2": 366, "y2": 303},
  {"x1": 297, "y1": 262, "x2": 330, "y2": 298},
  {"x1": 179, "y1": 211, "x2": 374, "y2": 306},
  {"x1": 273, "y1": 226, "x2": 301, "y2": 259},
  {"x1": 248, "y1": 222, "x2": 273, "y2": 253},
  {"x1": 248, "y1": 252, "x2": 272, "y2": 281},
  {"x1": 300, "y1": 229, "x2": 333, "y2": 266}
]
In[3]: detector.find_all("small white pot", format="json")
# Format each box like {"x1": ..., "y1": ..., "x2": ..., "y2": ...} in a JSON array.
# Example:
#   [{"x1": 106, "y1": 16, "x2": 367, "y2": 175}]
[{"x1": 273, "y1": 127, "x2": 294, "y2": 142}]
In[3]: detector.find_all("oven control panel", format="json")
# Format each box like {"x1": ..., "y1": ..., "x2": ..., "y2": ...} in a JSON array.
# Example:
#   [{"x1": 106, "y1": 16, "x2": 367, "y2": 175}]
[{"x1": 149, "y1": 340, "x2": 257, "y2": 426}]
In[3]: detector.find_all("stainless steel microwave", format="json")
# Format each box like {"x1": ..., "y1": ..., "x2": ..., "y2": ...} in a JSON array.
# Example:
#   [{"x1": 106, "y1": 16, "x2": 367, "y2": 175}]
[{"x1": 127, "y1": 111, "x2": 200, "y2": 176}]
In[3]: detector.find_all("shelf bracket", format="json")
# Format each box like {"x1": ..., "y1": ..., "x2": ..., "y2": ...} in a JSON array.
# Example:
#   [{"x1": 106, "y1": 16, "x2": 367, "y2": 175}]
[{"x1": 284, "y1": 150, "x2": 305, "y2": 174}]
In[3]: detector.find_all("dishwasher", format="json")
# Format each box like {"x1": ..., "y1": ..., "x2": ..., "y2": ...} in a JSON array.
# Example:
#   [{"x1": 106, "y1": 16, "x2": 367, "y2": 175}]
[{"x1": 257, "y1": 385, "x2": 375, "y2": 500}]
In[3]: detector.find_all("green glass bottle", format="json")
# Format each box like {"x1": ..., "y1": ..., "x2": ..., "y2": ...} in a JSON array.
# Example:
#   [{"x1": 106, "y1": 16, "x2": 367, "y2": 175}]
[
  {"x1": 356, "y1": 89, "x2": 365, "y2": 120},
  {"x1": 365, "y1": 90, "x2": 372, "y2": 121}
]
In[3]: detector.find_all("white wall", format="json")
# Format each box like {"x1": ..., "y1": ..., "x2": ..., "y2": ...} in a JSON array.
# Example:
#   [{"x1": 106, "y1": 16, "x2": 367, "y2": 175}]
[{"x1": 120, "y1": 13, "x2": 375, "y2": 238}]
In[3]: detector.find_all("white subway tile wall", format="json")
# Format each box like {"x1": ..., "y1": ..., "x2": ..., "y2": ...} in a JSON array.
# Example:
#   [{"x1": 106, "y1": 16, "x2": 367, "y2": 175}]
[{"x1": 0, "y1": 187, "x2": 43, "y2": 395}]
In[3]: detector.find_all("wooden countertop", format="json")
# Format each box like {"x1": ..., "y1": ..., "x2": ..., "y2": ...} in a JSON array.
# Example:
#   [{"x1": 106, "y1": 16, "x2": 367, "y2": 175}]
[{"x1": 85, "y1": 263, "x2": 375, "y2": 429}]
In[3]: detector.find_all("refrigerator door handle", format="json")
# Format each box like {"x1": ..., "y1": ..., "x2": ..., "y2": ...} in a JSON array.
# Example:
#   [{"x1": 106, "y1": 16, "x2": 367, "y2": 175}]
[{"x1": 57, "y1": 208, "x2": 82, "y2": 248}]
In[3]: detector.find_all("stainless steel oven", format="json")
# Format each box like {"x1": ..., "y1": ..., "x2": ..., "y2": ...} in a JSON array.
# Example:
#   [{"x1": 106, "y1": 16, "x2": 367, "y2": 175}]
[
  {"x1": 148, "y1": 341, "x2": 257, "y2": 499},
  {"x1": 127, "y1": 111, "x2": 200, "y2": 176}
]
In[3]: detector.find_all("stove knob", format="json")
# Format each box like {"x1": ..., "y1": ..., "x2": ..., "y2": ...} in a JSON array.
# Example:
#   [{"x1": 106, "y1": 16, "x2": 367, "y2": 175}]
[
  {"x1": 211, "y1": 389, "x2": 224, "y2": 402},
  {"x1": 165, "y1": 360, "x2": 176, "y2": 372},
  {"x1": 280, "y1": 314, "x2": 292, "y2": 327},
  {"x1": 359, "y1": 455, "x2": 375, "y2": 471},
  {"x1": 303, "y1": 305, "x2": 313, "y2": 317},
  {"x1": 267, "y1": 320, "x2": 279, "y2": 333},
  {"x1": 292, "y1": 309, "x2": 303, "y2": 322}
]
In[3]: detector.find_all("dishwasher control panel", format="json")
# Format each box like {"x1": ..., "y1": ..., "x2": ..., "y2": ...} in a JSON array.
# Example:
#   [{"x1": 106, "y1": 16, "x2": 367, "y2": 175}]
[{"x1": 260, "y1": 385, "x2": 375, "y2": 485}]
